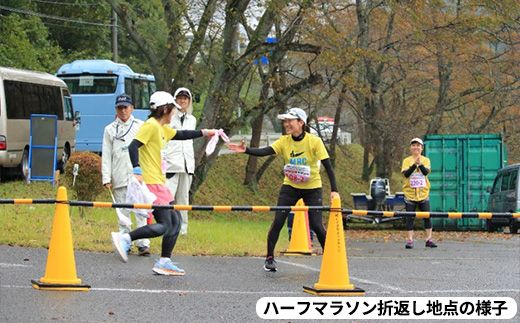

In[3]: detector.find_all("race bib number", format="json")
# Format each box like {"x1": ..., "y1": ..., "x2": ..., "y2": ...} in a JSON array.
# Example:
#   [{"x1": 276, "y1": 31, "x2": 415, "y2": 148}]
[
  {"x1": 160, "y1": 149, "x2": 167, "y2": 174},
  {"x1": 410, "y1": 173, "x2": 426, "y2": 188},
  {"x1": 284, "y1": 164, "x2": 311, "y2": 184}
]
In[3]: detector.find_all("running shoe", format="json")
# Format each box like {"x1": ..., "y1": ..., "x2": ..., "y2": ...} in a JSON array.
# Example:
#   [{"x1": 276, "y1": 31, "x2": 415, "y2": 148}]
[
  {"x1": 152, "y1": 259, "x2": 185, "y2": 276},
  {"x1": 138, "y1": 246, "x2": 151, "y2": 256},
  {"x1": 405, "y1": 240, "x2": 414, "y2": 249},
  {"x1": 111, "y1": 231, "x2": 129, "y2": 262},
  {"x1": 264, "y1": 257, "x2": 277, "y2": 272},
  {"x1": 425, "y1": 239, "x2": 438, "y2": 248}
]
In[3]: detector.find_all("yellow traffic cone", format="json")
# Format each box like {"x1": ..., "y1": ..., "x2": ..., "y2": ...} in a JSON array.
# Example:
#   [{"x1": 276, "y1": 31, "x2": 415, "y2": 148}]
[
  {"x1": 303, "y1": 196, "x2": 364, "y2": 296},
  {"x1": 32, "y1": 186, "x2": 90, "y2": 291},
  {"x1": 281, "y1": 199, "x2": 317, "y2": 256}
]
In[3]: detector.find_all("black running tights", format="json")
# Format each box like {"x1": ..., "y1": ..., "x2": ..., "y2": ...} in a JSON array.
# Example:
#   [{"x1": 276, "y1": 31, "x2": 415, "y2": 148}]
[
  {"x1": 128, "y1": 202, "x2": 182, "y2": 258},
  {"x1": 405, "y1": 199, "x2": 432, "y2": 231},
  {"x1": 267, "y1": 185, "x2": 327, "y2": 257}
]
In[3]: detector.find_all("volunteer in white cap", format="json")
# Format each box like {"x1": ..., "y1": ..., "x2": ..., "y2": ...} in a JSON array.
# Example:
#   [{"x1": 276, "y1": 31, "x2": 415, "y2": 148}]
[
  {"x1": 228, "y1": 107, "x2": 340, "y2": 272},
  {"x1": 102, "y1": 94, "x2": 150, "y2": 256},
  {"x1": 165, "y1": 87, "x2": 196, "y2": 236},
  {"x1": 110, "y1": 91, "x2": 218, "y2": 276},
  {"x1": 401, "y1": 137, "x2": 437, "y2": 249}
]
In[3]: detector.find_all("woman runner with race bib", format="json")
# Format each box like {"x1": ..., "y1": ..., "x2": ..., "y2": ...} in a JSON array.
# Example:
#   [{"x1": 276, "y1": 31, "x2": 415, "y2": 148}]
[
  {"x1": 110, "y1": 91, "x2": 218, "y2": 276},
  {"x1": 228, "y1": 108, "x2": 340, "y2": 272},
  {"x1": 401, "y1": 137, "x2": 438, "y2": 249}
]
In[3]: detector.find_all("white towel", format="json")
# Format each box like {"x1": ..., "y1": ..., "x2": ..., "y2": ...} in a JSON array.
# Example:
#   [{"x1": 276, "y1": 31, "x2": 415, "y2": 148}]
[{"x1": 125, "y1": 176, "x2": 157, "y2": 218}]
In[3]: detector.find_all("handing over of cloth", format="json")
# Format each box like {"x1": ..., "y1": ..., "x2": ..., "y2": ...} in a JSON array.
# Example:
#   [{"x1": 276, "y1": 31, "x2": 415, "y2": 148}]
[{"x1": 205, "y1": 129, "x2": 230, "y2": 156}]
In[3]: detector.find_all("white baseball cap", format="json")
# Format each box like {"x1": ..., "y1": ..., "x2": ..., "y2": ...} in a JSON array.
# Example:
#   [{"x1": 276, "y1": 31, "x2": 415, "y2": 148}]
[
  {"x1": 149, "y1": 91, "x2": 175, "y2": 110},
  {"x1": 277, "y1": 108, "x2": 307, "y2": 122},
  {"x1": 410, "y1": 137, "x2": 424, "y2": 145}
]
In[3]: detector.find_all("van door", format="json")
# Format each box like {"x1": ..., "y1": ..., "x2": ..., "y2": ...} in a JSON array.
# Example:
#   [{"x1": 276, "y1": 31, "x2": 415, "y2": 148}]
[
  {"x1": 498, "y1": 171, "x2": 511, "y2": 211},
  {"x1": 488, "y1": 174, "x2": 503, "y2": 212}
]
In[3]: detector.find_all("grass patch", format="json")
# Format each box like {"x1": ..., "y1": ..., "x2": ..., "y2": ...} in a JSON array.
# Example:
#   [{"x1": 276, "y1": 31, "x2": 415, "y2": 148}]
[{"x1": 0, "y1": 143, "x2": 402, "y2": 256}]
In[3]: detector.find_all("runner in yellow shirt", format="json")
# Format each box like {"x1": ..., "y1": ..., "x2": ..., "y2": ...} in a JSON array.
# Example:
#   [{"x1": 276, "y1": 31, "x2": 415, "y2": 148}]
[
  {"x1": 401, "y1": 137, "x2": 437, "y2": 249},
  {"x1": 228, "y1": 108, "x2": 340, "y2": 271},
  {"x1": 111, "y1": 91, "x2": 218, "y2": 275}
]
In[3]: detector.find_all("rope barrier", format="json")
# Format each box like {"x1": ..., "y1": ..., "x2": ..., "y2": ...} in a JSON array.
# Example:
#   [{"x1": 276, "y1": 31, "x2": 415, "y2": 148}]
[
  {"x1": 1, "y1": 198, "x2": 519, "y2": 218},
  {"x1": 344, "y1": 209, "x2": 519, "y2": 219}
]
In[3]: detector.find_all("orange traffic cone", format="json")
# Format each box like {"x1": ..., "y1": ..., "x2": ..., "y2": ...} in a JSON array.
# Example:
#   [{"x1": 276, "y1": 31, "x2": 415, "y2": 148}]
[
  {"x1": 281, "y1": 199, "x2": 317, "y2": 256},
  {"x1": 32, "y1": 186, "x2": 90, "y2": 291},
  {"x1": 303, "y1": 196, "x2": 364, "y2": 296}
]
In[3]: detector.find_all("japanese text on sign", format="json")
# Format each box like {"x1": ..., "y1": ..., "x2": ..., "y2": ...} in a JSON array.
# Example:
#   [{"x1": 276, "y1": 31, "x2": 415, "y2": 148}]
[{"x1": 256, "y1": 297, "x2": 517, "y2": 320}]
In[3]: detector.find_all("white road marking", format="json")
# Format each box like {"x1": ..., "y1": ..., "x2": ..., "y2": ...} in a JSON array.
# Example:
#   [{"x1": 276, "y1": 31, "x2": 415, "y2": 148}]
[
  {"x1": 2, "y1": 285, "x2": 518, "y2": 295},
  {"x1": 0, "y1": 263, "x2": 32, "y2": 268},
  {"x1": 275, "y1": 259, "x2": 405, "y2": 291}
]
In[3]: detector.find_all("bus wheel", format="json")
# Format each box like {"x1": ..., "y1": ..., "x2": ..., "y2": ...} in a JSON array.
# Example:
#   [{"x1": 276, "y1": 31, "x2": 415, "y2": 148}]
[{"x1": 20, "y1": 148, "x2": 29, "y2": 180}]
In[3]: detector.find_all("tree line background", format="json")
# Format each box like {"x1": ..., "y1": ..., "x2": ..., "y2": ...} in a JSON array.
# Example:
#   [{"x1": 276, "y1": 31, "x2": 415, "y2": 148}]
[{"x1": 1, "y1": 0, "x2": 519, "y2": 195}]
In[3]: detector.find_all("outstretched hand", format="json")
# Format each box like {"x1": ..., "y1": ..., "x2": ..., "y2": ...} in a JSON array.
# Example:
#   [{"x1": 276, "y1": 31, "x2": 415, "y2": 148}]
[
  {"x1": 203, "y1": 129, "x2": 219, "y2": 137},
  {"x1": 227, "y1": 140, "x2": 246, "y2": 153}
]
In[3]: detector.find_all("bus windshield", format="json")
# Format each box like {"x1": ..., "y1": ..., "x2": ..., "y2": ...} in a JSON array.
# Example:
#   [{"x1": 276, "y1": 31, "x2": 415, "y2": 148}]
[
  {"x1": 60, "y1": 74, "x2": 118, "y2": 94},
  {"x1": 57, "y1": 59, "x2": 156, "y2": 153}
]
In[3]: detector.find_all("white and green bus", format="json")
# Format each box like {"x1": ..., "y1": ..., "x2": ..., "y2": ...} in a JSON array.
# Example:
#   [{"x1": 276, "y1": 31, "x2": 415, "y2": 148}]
[{"x1": 0, "y1": 67, "x2": 76, "y2": 180}]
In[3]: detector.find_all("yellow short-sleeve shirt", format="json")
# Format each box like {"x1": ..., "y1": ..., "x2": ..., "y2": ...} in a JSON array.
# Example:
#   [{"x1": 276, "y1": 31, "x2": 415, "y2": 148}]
[
  {"x1": 134, "y1": 118, "x2": 177, "y2": 184},
  {"x1": 401, "y1": 155, "x2": 431, "y2": 202},
  {"x1": 271, "y1": 133, "x2": 329, "y2": 189}
]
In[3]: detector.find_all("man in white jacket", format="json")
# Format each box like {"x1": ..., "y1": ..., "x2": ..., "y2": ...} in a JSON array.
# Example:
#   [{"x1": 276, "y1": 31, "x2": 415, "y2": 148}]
[
  {"x1": 102, "y1": 94, "x2": 150, "y2": 255},
  {"x1": 165, "y1": 87, "x2": 197, "y2": 235}
]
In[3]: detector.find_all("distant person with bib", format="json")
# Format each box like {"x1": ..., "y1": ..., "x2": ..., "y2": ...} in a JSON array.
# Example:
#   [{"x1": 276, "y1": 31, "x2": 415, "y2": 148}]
[
  {"x1": 110, "y1": 91, "x2": 217, "y2": 275},
  {"x1": 228, "y1": 108, "x2": 340, "y2": 272},
  {"x1": 165, "y1": 87, "x2": 196, "y2": 236},
  {"x1": 102, "y1": 94, "x2": 150, "y2": 256},
  {"x1": 401, "y1": 137, "x2": 437, "y2": 249}
]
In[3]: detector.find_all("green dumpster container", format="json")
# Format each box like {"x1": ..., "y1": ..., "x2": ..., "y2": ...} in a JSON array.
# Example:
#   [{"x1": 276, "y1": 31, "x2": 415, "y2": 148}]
[{"x1": 423, "y1": 134, "x2": 507, "y2": 231}]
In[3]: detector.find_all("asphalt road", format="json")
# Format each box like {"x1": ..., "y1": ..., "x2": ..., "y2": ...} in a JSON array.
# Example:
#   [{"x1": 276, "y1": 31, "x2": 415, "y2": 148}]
[{"x1": 1, "y1": 236, "x2": 519, "y2": 322}]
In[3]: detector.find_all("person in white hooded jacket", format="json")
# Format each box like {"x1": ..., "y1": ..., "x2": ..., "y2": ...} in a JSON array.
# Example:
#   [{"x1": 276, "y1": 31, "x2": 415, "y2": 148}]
[
  {"x1": 102, "y1": 93, "x2": 150, "y2": 255},
  {"x1": 165, "y1": 87, "x2": 196, "y2": 235}
]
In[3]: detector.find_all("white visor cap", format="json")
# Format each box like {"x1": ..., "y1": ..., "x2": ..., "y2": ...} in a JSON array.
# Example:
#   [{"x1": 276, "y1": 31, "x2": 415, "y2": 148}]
[
  {"x1": 410, "y1": 137, "x2": 424, "y2": 145},
  {"x1": 150, "y1": 91, "x2": 175, "y2": 110},
  {"x1": 277, "y1": 108, "x2": 307, "y2": 122}
]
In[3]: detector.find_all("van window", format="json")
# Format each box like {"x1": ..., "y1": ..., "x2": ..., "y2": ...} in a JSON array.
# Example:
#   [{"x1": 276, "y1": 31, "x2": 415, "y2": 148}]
[
  {"x1": 509, "y1": 170, "x2": 517, "y2": 190},
  {"x1": 4, "y1": 80, "x2": 64, "y2": 119},
  {"x1": 61, "y1": 75, "x2": 118, "y2": 94},
  {"x1": 491, "y1": 175, "x2": 502, "y2": 193},
  {"x1": 124, "y1": 77, "x2": 153, "y2": 110},
  {"x1": 63, "y1": 89, "x2": 74, "y2": 121},
  {"x1": 501, "y1": 172, "x2": 511, "y2": 191}
]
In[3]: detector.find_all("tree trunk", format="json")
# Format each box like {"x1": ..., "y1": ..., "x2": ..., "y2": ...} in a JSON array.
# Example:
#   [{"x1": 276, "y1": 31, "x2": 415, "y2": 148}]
[
  {"x1": 244, "y1": 113, "x2": 264, "y2": 190},
  {"x1": 329, "y1": 84, "x2": 348, "y2": 167}
]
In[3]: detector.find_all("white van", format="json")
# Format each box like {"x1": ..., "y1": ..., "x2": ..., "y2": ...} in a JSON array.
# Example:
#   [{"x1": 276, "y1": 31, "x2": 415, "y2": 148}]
[
  {"x1": 486, "y1": 163, "x2": 520, "y2": 233},
  {"x1": 0, "y1": 67, "x2": 75, "y2": 180}
]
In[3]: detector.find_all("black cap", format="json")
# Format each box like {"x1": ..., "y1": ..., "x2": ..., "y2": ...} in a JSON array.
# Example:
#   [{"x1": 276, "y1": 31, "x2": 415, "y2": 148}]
[
  {"x1": 175, "y1": 90, "x2": 190, "y2": 98},
  {"x1": 115, "y1": 93, "x2": 133, "y2": 107}
]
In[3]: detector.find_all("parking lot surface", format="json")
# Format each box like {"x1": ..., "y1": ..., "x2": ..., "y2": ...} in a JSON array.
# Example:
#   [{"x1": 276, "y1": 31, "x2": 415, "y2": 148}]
[{"x1": 1, "y1": 237, "x2": 518, "y2": 322}]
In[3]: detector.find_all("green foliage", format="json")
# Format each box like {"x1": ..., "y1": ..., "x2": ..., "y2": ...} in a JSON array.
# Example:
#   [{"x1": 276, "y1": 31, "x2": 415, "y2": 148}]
[
  {"x1": 0, "y1": 14, "x2": 64, "y2": 72},
  {"x1": 34, "y1": 0, "x2": 112, "y2": 59},
  {"x1": 64, "y1": 151, "x2": 103, "y2": 202}
]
